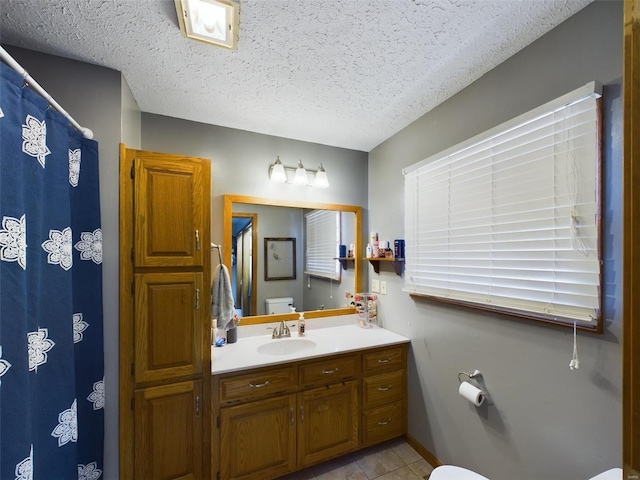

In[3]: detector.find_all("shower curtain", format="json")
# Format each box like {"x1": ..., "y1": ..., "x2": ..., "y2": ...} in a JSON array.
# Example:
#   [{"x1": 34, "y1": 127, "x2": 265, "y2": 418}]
[{"x1": 0, "y1": 63, "x2": 104, "y2": 479}]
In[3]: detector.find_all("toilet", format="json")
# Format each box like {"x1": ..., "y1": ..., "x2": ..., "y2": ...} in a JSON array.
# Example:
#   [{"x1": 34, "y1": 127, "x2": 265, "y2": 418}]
[
  {"x1": 430, "y1": 465, "x2": 489, "y2": 480},
  {"x1": 588, "y1": 468, "x2": 622, "y2": 480},
  {"x1": 430, "y1": 465, "x2": 622, "y2": 480},
  {"x1": 265, "y1": 297, "x2": 294, "y2": 315}
]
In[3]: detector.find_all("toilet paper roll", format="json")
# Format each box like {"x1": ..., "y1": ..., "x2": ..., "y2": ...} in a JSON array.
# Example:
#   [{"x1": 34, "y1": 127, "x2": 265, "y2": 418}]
[{"x1": 459, "y1": 381, "x2": 485, "y2": 406}]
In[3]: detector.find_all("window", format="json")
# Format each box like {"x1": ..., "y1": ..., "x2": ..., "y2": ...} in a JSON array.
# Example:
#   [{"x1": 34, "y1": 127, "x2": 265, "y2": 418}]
[
  {"x1": 305, "y1": 210, "x2": 341, "y2": 281},
  {"x1": 403, "y1": 82, "x2": 602, "y2": 331}
]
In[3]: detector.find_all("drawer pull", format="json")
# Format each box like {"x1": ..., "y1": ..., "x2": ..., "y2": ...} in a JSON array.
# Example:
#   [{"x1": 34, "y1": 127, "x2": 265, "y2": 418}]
[
  {"x1": 290, "y1": 407, "x2": 295, "y2": 426},
  {"x1": 377, "y1": 418, "x2": 393, "y2": 426},
  {"x1": 378, "y1": 385, "x2": 393, "y2": 391},
  {"x1": 248, "y1": 380, "x2": 270, "y2": 389},
  {"x1": 377, "y1": 358, "x2": 392, "y2": 364},
  {"x1": 300, "y1": 405, "x2": 305, "y2": 424},
  {"x1": 322, "y1": 368, "x2": 339, "y2": 375}
]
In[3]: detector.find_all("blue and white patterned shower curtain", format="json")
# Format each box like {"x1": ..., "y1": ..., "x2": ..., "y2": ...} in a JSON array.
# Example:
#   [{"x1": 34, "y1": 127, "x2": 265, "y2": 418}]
[{"x1": 0, "y1": 62, "x2": 104, "y2": 479}]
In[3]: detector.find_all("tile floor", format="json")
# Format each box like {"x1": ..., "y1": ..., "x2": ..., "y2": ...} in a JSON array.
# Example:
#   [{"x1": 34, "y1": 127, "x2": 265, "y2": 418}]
[{"x1": 277, "y1": 437, "x2": 435, "y2": 480}]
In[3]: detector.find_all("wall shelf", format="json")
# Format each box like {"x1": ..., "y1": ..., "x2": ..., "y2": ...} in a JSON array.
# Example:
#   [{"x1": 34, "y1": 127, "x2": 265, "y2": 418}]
[
  {"x1": 334, "y1": 257, "x2": 355, "y2": 270},
  {"x1": 363, "y1": 257, "x2": 404, "y2": 275}
]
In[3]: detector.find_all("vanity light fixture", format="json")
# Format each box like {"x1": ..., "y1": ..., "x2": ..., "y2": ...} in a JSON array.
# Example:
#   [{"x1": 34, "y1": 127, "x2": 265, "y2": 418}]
[
  {"x1": 269, "y1": 157, "x2": 330, "y2": 188},
  {"x1": 175, "y1": 0, "x2": 240, "y2": 50}
]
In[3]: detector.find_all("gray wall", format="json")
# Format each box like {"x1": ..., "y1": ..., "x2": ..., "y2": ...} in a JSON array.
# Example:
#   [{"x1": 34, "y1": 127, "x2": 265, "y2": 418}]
[
  {"x1": 3, "y1": 46, "x2": 128, "y2": 480},
  {"x1": 367, "y1": 2, "x2": 623, "y2": 479}
]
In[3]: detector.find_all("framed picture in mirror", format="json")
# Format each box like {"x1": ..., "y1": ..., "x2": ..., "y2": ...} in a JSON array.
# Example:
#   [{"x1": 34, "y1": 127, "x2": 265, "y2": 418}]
[{"x1": 265, "y1": 237, "x2": 296, "y2": 281}]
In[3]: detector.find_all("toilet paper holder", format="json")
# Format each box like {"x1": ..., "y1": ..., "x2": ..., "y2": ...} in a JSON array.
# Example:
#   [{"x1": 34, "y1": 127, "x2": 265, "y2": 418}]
[
  {"x1": 458, "y1": 369, "x2": 483, "y2": 383},
  {"x1": 458, "y1": 370, "x2": 488, "y2": 406}
]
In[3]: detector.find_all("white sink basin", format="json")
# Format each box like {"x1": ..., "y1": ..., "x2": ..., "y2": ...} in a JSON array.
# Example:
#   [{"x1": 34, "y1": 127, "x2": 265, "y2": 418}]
[{"x1": 257, "y1": 338, "x2": 317, "y2": 356}]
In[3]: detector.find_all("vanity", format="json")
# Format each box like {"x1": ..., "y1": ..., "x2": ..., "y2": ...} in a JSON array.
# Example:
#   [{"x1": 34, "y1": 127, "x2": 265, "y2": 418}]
[{"x1": 211, "y1": 320, "x2": 410, "y2": 480}]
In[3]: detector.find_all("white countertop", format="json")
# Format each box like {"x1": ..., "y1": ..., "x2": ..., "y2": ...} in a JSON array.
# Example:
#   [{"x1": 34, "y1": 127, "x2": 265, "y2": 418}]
[{"x1": 212, "y1": 322, "x2": 410, "y2": 375}]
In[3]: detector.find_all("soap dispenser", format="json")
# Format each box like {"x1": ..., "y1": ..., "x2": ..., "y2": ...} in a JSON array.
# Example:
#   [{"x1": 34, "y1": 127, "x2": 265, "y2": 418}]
[{"x1": 298, "y1": 312, "x2": 306, "y2": 336}]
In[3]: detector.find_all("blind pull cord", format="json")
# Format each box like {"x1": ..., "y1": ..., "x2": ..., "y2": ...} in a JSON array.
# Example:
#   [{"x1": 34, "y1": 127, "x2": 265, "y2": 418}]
[{"x1": 570, "y1": 321, "x2": 580, "y2": 370}]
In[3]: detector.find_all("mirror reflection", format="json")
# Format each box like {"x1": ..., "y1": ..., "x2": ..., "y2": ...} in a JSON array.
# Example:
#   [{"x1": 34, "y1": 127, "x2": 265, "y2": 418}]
[{"x1": 223, "y1": 195, "x2": 362, "y2": 323}]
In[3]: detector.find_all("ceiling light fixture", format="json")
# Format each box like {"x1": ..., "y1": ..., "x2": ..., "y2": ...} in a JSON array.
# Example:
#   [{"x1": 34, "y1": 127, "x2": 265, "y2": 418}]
[
  {"x1": 175, "y1": 0, "x2": 239, "y2": 50},
  {"x1": 269, "y1": 157, "x2": 330, "y2": 188}
]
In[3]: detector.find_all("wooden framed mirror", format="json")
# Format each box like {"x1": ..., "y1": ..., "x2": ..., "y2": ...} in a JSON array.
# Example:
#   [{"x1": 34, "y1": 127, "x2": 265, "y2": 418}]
[{"x1": 223, "y1": 194, "x2": 362, "y2": 325}]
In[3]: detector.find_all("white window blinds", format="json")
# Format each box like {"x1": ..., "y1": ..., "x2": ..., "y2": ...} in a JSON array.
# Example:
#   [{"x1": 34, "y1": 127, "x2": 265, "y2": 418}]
[
  {"x1": 305, "y1": 210, "x2": 341, "y2": 281},
  {"x1": 403, "y1": 82, "x2": 602, "y2": 329}
]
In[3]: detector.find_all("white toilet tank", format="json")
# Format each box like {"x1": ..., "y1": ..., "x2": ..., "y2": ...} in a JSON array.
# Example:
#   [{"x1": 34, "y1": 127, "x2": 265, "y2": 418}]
[{"x1": 265, "y1": 297, "x2": 294, "y2": 314}]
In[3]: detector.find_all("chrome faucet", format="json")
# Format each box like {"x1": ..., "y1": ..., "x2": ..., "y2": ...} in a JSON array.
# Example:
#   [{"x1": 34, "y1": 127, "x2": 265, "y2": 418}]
[{"x1": 272, "y1": 320, "x2": 291, "y2": 339}]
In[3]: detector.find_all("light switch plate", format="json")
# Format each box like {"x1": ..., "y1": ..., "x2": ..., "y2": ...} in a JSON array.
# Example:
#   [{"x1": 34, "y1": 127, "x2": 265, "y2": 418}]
[
  {"x1": 380, "y1": 280, "x2": 387, "y2": 294},
  {"x1": 372, "y1": 279, "x2": 380, "y2": 293}
]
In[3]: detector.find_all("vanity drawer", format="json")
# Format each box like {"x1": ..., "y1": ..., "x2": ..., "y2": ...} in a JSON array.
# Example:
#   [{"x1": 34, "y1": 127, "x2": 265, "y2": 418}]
[
  {"x1": 219, "y1": 366, "x2": 297, "y2": 404},
  {"x1": 362, "y1": 370, "x2": 404, "y2": 409},
  {"x1": 299, "y1": 354, "x2": 358, "y2": 387},
  {"x1": 362, "y1": 346, "x2": 406, "y2": 375},
  {"x1": 362, "y1": 400, "x2": 405, "y2": 446}
]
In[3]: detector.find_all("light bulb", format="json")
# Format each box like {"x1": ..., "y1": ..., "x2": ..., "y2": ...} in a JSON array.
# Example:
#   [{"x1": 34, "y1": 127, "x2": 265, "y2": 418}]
[
  {"x1": 293, "y1": 160, "x2": 308, "y2": 185},
  {"x1": 314, "y1": 163, "x2": 329, "y2": 188},
  {"x1": 270, "y1": 156, "x2": 286, "y2": 183}
]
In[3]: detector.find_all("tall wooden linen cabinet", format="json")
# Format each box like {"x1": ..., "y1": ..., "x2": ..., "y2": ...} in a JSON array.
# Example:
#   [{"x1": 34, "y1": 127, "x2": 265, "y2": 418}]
[{"x1": 119, "y1": 145, "x2": 212, "y2": 480}]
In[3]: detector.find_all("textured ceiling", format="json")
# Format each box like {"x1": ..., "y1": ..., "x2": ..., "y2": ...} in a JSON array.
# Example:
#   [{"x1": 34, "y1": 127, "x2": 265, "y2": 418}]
[{"x1": 1, "y1": 0, "x2": 593, "y2": 151}]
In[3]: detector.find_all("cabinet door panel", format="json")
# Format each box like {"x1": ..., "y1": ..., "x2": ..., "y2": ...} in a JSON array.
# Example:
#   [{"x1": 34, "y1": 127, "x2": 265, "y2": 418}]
[
  {"x1": 220, "y1": 395, "x2": 296, "y2": 480},
  {"x1": 135, "y1": 381, "x2": 202, "y2": 480},
  {"x1": 134, "y1": 154, "x2": 206, "y2": 267},
  {"x1": 135, "y1": 272, "x2": 203, "y2": 383},
  {"x1": 297, "y1": 381, "x2": 359, "y2": 467}
]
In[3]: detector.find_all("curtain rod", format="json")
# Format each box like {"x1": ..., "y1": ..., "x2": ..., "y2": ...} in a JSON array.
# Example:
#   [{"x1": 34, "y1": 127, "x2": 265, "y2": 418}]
[{"x1": 0, "y1": 46, "x2": 94, "y2": 139}]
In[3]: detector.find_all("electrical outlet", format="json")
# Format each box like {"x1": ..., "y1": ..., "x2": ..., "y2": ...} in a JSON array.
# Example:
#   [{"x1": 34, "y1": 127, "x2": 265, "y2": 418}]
[
  {"x1": 380, "y1": 280, "x2": 387, "y2": 294},
  {"x1": 371, "y1": 279, "x2": 380, "y2": 293}
]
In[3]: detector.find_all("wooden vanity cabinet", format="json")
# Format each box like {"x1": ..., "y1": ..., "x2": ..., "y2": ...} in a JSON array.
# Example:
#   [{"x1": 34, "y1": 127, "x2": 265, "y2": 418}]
[{"x1": 213, "y1": 344, "x2": 407, "y2": 480}]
